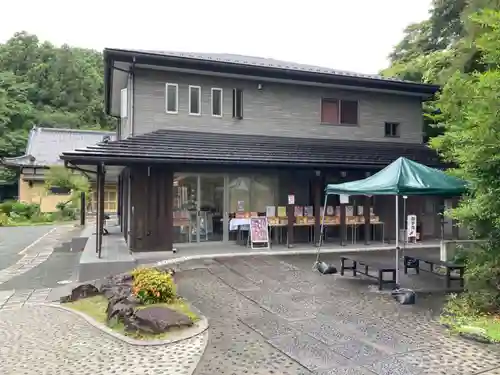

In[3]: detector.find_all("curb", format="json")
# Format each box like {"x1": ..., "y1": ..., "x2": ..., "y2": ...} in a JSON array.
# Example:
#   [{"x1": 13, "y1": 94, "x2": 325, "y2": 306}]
[{"x1": 42, "y1": 303, "x2": 209, "y2": 347}]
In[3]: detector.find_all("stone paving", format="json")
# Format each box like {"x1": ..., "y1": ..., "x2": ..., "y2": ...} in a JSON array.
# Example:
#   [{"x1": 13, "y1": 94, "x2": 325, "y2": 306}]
[
  {"x1": 0, "y1": 305, "x2": 208, "y2": 375},
  {"x1": 173, "y1": 254, "x2": 500, "y2": 375},
  {"x1": 0, "y1": 225, "x2": 78, "y2": 287}
]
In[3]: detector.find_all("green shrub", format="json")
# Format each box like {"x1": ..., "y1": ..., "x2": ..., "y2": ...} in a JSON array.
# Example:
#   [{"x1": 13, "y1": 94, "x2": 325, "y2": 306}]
[
  {"x1": 30, "y1": 213, "x2": 54, "y2": 223},
  {"x1": 131, "y1": 267, "x2": 177, "y2": 305},
  {"x1": 11, "y1": 202, "x2": 40, "y2": 219},
  {"x1": 0, "y1": 200, "x2": 16, "y2": 215},
  {"x1": 0, "y1": 213, "x2": 9, "y2": 226},
  {"x1": 56, "y1": 202, "x2": 78, "y2": 220}
]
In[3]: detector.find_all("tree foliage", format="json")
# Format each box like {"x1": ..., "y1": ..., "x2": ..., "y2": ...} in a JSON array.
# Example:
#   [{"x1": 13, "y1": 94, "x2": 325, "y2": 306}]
[{"x1": 0, "y1": 31, "x2": 115, "y2": 183}]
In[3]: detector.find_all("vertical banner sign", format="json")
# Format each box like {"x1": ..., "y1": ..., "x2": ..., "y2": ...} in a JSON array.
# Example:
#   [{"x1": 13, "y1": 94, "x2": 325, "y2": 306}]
[
  {"x1": 249, "y1": 217, "x2": 270, "y2": 249},
  {"x1": 288, "y1": 194, "x2": 295, "y2": 205},
  {"x1": 407, "y1": 214, "x2": 417, "y2": 240}
]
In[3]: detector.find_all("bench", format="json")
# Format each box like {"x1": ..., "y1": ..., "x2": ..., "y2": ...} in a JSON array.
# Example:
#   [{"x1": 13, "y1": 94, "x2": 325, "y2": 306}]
[
  {"x1": 403, "y1": 255, "x2": 465, "y2": 289},
  {"x1": 340, "y1": 256, "x2": 397, "y2": 291}
]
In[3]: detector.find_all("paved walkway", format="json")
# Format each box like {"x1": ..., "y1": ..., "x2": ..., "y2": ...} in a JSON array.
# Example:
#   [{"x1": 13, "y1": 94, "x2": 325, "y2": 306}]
[
  {"x1": 0, "y1": 225, "x2": 77, "y2": 286},
  {"x1": 175, "y1": 254, "x2": 500, "y2": 375},
  {"x1": 0, "y1": 305, "x2": 207, "y2": 375}
]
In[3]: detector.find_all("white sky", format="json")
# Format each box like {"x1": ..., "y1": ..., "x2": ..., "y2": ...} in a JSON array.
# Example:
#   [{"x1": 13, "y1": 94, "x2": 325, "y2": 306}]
[{"x1": 0, "y1": 0, "x2": 432, "y2": 74}]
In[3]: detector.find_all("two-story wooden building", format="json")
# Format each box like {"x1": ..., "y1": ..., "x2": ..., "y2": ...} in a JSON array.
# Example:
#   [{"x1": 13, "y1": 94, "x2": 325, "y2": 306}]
[{"x1": 60, "y1": 49, "x2": 443, "y2": 253}]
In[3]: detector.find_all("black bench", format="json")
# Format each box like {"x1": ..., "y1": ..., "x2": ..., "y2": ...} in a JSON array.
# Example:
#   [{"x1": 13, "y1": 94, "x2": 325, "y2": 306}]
[
  {"x1": 403, "y1": 255, "x2": 465, "y2": 289},
  {"x1": 340, "y1": 256, "x2": 397, "y2": 291}
]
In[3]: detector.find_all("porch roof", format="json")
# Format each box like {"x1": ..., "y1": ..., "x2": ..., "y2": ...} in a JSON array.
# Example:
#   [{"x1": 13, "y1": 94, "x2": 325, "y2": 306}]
[{"x1": 60, "y1": 129, "x2": 442, "y2": 169}]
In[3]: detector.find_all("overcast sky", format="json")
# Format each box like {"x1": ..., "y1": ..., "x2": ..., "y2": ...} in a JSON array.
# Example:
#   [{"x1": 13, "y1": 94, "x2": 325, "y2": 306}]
[{"x1": 0, "y1": 0, "x2": 432, "y2": 74}]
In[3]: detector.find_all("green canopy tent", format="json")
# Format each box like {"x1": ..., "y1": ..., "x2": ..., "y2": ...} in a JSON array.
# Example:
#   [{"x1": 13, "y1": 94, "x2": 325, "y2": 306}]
[{"x1": 320, "y1": 157, "x2": 467, "y2": 285}]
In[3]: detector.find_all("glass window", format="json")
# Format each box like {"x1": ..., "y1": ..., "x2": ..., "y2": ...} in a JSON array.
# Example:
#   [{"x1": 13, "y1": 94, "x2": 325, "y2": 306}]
[
  {"x1": 212, "y1": 88, "x2": 223, "y2": 117},
  {"x1": 189, "y1": 86, "x2": 201, "y2": 115},
  {"x1": 166, "y1": 83, "x2": 178, "y2": 113},
  {"x1": 229, "y1": 175, "x2": 277, "y2": 214}
]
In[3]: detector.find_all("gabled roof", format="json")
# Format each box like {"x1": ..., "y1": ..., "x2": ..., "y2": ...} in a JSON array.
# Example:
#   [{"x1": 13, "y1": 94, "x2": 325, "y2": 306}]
[
  {"x1": 60, "y1": 129, "x2": 442, "y2": 168},
  {"x1": 2, "y1": 127, "x2": 116, "y2": 168}
]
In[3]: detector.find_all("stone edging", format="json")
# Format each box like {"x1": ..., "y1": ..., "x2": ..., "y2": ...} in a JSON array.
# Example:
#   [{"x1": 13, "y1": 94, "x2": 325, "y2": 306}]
[{"x1": 42, "y1": 303, "x2": 209, "y2": 347}]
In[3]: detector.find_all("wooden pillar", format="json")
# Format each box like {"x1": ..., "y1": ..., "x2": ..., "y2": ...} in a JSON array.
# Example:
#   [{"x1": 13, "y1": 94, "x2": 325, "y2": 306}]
[
  {"x1": 98, "y1": 164, "x2": 105, "y2": 255},
  {"x1": 340, "y1": 202, "x2": 346, "y2": 246},
  {"x1": 364, "y1": 195, "x2": 371, "y2": 245},
  {"x1": 452, "y1": 197, "x2": 460, "y2": 240},
  {"x1": 287, "y1": 193, "x2": 295, "y2": 248},
  {"x1": 95, "y1": 164, "x2": 102, "y2": 255},
  {"x1": 117, "y1": 175, "x2": 121, "y2": 227},
  {"x1": 314, "y1": 172, "x2": 322, "y2": 246},
  {"x1": 164, "y1": 168, "x2": 174, "y2": 252}
]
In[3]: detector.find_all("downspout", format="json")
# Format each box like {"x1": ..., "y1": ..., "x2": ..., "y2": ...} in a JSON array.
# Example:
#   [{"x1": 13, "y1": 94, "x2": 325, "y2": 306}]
[{"x1": 131, "y1": 56, "x2": 136, "y2": 136}]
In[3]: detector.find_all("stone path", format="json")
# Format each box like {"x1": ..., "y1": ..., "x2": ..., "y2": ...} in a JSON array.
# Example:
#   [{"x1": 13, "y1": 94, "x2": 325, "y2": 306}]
[
  {"x1": 0, "y1": 305, "x2": 207, "y2": 375},
  {"x1": 174, "y1": 255, "x2": 500, "y2": 375},
  {"x1": 0, "y1": 225, "x2": 76, "y2": 286},
  {"x1": 0, "y1": 288, "x2": 52, "y2": 310}
]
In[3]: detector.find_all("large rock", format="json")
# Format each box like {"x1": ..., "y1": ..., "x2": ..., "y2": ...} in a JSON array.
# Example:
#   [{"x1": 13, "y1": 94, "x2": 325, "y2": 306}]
[
  {"x1": 60, "y1": 284, "x2": 100, "y2": 303},
  {"x1": 459, "y1": 326, "x2": 493, "y2": 344},
  {"x1": 125, "y1": 306, "x2": 193, "y2": 334},
  {"x1": 107, "y1": 295, "x2": 139, "y2": 321}
]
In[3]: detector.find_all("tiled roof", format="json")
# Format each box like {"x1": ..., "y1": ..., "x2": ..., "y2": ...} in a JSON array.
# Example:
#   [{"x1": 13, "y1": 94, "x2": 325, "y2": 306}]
[
  {"x1": 105, "y1": 48, "x2": 439, "y2": 92},
  {"x1": 2, "y1": 127, "x2": 116, "y2": 167},
  {"x1": 61, "y1": 129, "x2": 441, "y2": 168}
]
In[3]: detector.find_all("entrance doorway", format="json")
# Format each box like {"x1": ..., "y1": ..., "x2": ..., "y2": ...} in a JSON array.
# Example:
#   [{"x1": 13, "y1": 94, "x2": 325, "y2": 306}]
[{"x1": 173, "y1": 173, "x2": 228, "y2": 244}]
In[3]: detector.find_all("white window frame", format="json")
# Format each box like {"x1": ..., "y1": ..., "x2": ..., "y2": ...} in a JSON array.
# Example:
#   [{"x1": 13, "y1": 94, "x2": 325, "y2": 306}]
[
  {"x1": 165, "y1": 83, "x2": 179, "y2": 114},
  {"x1": 188, "y1": 85, "x2": 202, "y2": 116},
  {"x1": 211, "y1": 88, "x2": 223, "y2": 117},
  {"x1": 120, "y1": 88, "x2": 128, "y2": 118}
]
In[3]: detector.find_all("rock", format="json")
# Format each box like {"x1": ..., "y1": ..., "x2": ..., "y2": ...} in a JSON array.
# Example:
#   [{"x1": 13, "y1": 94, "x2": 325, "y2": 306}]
[
  {"x1": 459, "y1": 326, "x2": 493, "y2": 344},
  {"x1": 100, "y1": 273, "x2": 133, "y2": 295},
  {"x1": 106, "y1": 297, "x2": 138, "y2": 322},
  {"x1": 391, "y1": 288, "x2": 416, "y2": 305},
  {"x1": 61, "y1": 284, "x2": 100, "y2": 303},
  {"x1": 125, "y1": 306, "x2": 193, "y2": 334}
]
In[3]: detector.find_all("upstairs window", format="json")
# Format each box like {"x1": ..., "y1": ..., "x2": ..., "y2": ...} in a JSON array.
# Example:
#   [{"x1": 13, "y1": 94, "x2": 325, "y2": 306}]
[
  {"x1": 120, "y1": 88, "x2": 127, "y2": 118},
  {"x1": 321, "y1": 99, "x2": 358, "y2": 125},
  {"x1": 385, "y1": 122, "x2": 400, "y2": 137},
  {"x1": 189, "y1": 85, "x2": 201, "y2": 115},
  {"x1": 212, "y1": 88, "x2": 223, "y2": 117},
  {"x1": 232, "y1": 88, "x2": 243, "y2": 119},
  {"x1": 165, "y1": 83, "x2": 178, "y2": 114}
]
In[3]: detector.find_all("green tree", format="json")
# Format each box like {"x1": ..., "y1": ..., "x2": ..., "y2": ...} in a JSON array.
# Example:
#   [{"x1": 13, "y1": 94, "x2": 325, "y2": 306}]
[{"x1": 431, "y1": 9, "x2": 500, "y2": 312}]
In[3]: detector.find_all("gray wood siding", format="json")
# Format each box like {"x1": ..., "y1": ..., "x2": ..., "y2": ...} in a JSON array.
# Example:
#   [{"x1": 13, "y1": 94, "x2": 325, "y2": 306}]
[{"x1": 133, "y1": 69, "x2": 424, "y2": 143}]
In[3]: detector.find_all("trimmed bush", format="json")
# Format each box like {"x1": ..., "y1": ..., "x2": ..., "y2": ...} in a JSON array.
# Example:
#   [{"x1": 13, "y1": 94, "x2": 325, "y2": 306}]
[{"x1": 131, "y1": 268, "x2": 177, "y2": 305}]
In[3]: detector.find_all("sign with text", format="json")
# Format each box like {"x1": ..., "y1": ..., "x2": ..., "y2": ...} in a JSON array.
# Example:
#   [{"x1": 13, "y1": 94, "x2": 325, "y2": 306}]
[
  {"x1": 288, "y1": 194, "x2": 295, "y2": 205},
  {"x1": 407, "y1": 215, "x2": 417, "y2": 238},
  {"x1": 339, "y1": 194, "x2": 349, "y2": 204},
  {"x1": 249, "y1": 217, "x2": 270, "y2": 249}
]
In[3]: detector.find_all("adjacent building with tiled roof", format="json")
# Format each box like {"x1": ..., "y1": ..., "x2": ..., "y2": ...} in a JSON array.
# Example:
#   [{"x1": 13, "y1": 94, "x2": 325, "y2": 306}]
[{"x1": 2, "y1": 126, "x2": 117, "y2": 212}]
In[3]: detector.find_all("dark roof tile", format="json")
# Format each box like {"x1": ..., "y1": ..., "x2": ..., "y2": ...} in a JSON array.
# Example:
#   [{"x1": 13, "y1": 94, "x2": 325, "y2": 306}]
[{"x1": 61, "y1": 129, "x2": 441, "y2": 168}]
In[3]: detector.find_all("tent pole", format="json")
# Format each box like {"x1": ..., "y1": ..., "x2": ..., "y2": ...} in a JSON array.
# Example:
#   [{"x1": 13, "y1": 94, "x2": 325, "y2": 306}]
[
  {"x1": 314, "y1": 193, "x2": 329, "y2": 265},
  {"x1": 395, "y1": 195, "x2": 400, "y2": 286}
]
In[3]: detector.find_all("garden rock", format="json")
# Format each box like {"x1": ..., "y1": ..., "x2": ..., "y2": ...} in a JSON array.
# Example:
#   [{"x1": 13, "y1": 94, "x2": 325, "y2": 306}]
[
  {"x1": 61, "y1": 284, "x2": 100, "y2": 303},
  {"x1": 316, "y1": 261, "x2": 337, "y2": 275},
  {"x1": 459, "y1": 326, "x2": 493, "y2": 344},
  {"x1": 125, "y1": 306, "x2": 193, "y2": 334},
  {"x1": 107, "y1": 297, "x2": 138, "y2": 321}
]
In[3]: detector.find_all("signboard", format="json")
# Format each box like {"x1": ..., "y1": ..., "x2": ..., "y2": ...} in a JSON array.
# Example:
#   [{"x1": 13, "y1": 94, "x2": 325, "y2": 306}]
[
  {"x1": 339, "y1": 194, "x2": 350, "y2": 204},
  {"x1": 249, "y1": 217, "x2": 270, "y2": 249},
  {"x1": 407, "y1": 215, "x2": 417, "y2": 239},
  {"x1": 288, "y1": 194, "x2": 295, "y2": 205}
]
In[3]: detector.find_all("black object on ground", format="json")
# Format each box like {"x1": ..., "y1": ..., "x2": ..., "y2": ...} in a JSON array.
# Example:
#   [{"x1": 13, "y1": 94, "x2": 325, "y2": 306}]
[
  {"x1": 316, "y1": 261, "x2": 338, "y2": 275},
  {"x1": 340, "y1": 256, "x2": 397, "y2": 291},
  {"x1": 391, "y1": 288, "x2": 416, "y2": 305}
]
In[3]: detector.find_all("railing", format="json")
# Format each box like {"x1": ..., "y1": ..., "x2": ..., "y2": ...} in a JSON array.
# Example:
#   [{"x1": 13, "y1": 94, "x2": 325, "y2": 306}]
[{"x1": 440, "y1": 239, "x2": 487, "y2": 262}]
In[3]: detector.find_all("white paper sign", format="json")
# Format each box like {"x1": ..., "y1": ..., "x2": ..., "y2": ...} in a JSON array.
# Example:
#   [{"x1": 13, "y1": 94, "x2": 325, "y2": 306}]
[
  {"x1": 288, "y1": 194, "x2": 295, "y2": 205},
  {"x1": 339, "y1": 194, "x2": 349, "y2": 204},
  {"x1": 407, "y1": 215, "x2": 417, "y2": 238}
]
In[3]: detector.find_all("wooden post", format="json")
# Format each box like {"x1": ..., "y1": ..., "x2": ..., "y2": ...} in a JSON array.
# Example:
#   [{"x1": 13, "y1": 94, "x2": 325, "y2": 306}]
[
  {"x1": 364, "y1": 195, "x2": 371, "y2": 245},
  {"x1": 98, "y1": 164, "x2": 105, "y2": 257},
  {"x1": 80, "y1": 191, "x2": 86, "y2": 226},
  {"x1": 95, "y1": 164, "x2": 102, "y2": 256},
  {"x1": 314, "y1": 172, "x2": 321, "y2": 246},
  {"x1": 164, "y1": 168, "x2": 174, "y2": 252}
]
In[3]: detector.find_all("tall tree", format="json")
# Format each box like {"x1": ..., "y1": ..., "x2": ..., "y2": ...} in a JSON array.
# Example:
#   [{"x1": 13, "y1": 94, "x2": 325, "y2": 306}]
[{"x1": 0, "y1": 31, "x2": 116, "y2": 183}]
